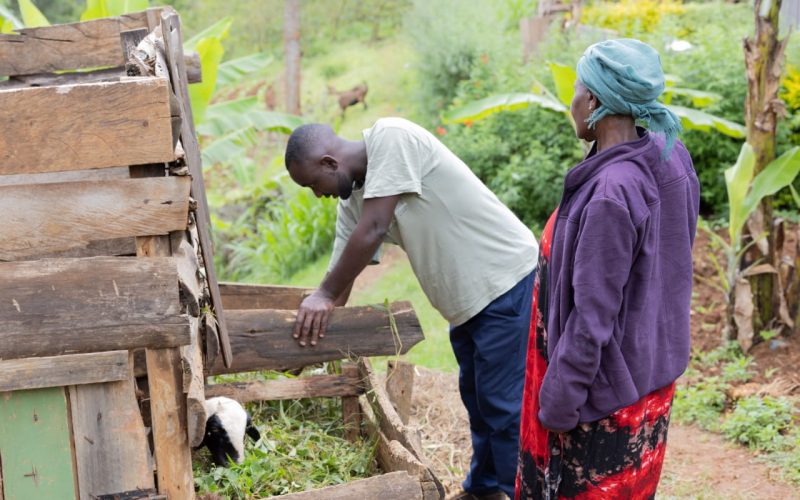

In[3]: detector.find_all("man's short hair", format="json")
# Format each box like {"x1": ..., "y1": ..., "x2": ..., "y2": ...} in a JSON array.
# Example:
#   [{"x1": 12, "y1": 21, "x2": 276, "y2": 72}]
[{"x1": 284, "y1": 124, "x2": 331, "y2": 170}]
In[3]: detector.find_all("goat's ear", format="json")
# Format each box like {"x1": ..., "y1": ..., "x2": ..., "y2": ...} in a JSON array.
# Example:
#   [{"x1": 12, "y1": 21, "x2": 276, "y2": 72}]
[{"x1": 245, "y1": 414, "x2": 261, "y2": 442}]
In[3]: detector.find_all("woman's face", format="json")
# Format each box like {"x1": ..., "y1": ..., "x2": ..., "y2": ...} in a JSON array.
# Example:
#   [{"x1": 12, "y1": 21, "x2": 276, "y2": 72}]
[{"x1": 570, "y1": 81, "x2": 597, "y2": 142}]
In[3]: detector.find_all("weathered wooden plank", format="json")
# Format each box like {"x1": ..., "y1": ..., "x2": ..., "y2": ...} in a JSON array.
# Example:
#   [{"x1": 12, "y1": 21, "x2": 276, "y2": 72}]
[
  {"x1": 386, "y1": 360, "x2": 415, "y2": 425},
  {"x1": 69, "y1": 353, "x2": 155, "y2": 499},
  {"x1": 0, "y1": 10, "x2": 158, "y2": 76},
  {"x1": 208, "y1": 302, "x2": 424, "y2": 375},
  {"x1": 358, "y1": 359, "x2": 426, "y2": 463},
  {"x1": 0, "y1": 67, "x2": 126, "y2": 90},
  {"x1": 0, "y1": 176, "x2": 190, "y2": 260},
  {"x1": 161, "y1": 8, "x2": 232, "y2": 368},
  {"x1": 0, "y1": 388, "x2": 77, "y2": 498},
  {"x1": 144, "y1": 348, "x2": 194, "y2": 499},
  {"x1": 220, "y1": 283, "x2": 312, "y2": 310},
  {"x1": 13, "y1": 237, "x2": 137, "y2": 262},
  {"x1": 205, "y1": 373, "x2": 364, "y2": 403},
  {"x1": 0, "y1": 351, "x2": 128, "y2": 392},
  {"x1": 265, "y1": 471, "x2": 422, "y2": 500},
  {"x1": 0, "y1": 165, "x2": 131, "y2": 187},
  {"x1": 341, "y1": 362, "x2": 362, "y2": 442},
  {"x1": 0, "y1": 257, "x2": 190, "y2": 359},
  {"x1": 0, "y1": 77, "x2": 175, "y2": 175},
  {"x1": 130, "y1": 166, "x2": 195, "y2": 499},
  {"x1": 360, "y1": 393, "x2": 442, "y2": 500},
  {"x1": 359, "y1": 359, "x2": 445, "y2": 499}
]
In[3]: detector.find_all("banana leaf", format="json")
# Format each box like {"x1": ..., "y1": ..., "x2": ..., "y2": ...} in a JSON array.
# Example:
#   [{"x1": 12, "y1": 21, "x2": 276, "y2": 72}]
[
  {"x1": 18, "y1": 0, "x2": 48, "y2": 27},
  {"x1": 198, "y1": 97, "x2": 304, "y2": 137},
  {"x1": 188, "y1": 36, "x2": 224, "y2": 125},
  {"x1": 549, "y1": 62, "x2": 577, "y2": 107},
  {"x1": 725, "y1": 143, "x2": 756, "y2": 243},
  {"x1": 184, "y1": 17, "x2": 232, "y2": 52},
  {"x1": 741, "y1": 146, "x2": 800, "y2": 222},
  {"x1": 217, "y1": 53, "x2": 274, "y2": 87},
  {"x1": 442, "y1": 92, "x2": 566, "y2": 124},
  {"x1": 667, "y1": 104, "x2": 746, "y2": 138},
  {"x1": 662, "y1": 87, "x2": 722, "y2": 108}
]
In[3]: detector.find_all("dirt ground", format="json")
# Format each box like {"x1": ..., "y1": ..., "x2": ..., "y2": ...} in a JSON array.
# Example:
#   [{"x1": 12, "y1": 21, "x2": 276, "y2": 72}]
[
  {"x1": 394, "y1": 228, "x2": 800, "y2": 498},
  {"x1": 407, "y1": 367, "x2": 798, "y2": 499}
]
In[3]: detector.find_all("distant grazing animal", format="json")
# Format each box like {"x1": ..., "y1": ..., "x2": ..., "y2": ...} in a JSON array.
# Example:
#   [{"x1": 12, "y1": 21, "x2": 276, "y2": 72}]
[
  {"x1": 198, "y1": 397, "x2": 261, "y2": 466},
  {"x1": 328, "y1": 82, "x2": 369, "y2": 116}
]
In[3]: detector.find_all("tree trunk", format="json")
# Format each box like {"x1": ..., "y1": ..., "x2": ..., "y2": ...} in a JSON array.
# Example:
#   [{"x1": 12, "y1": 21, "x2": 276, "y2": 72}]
[
  {"x1": 741, "y1": 0, "x2": 789, "y2": 345},
  {"x1": 284, "y1": 0, "x2": 301, "y2": 115}
]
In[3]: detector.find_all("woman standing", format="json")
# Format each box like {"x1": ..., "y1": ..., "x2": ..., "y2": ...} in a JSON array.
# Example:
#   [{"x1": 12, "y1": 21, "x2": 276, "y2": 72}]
[{"x1": 516, "y1": 39, "x2": 700, "y2": 499}]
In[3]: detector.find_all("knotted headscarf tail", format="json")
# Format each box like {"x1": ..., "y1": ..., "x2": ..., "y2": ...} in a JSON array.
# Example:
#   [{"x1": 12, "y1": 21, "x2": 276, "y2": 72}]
[{"x1": 577, "y1": 38, "x2": 682, "y2": 157}]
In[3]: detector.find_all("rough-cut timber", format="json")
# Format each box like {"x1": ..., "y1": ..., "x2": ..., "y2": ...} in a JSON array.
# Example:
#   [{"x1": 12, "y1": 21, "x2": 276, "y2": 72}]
[
  {"x1": 266, "y1": 471, "x2": 422, "y2": 500},
  {"x1": 130, "y1": 163, "x2": 195, "y2": 498},
  {"x1": 0, "y1": 165, "x2": 131, "y2": 187},
  {"x1": 0, "y1": 77, "x2": 175, "y2": 175},
  {"x1": 0, "y1": 351, "x2": 128, "y2": 392},
  {"x1": 0, "y1": 10, "x2": 157, "y2": 76},
  {"x1": 161, "y1": 8, "x2": 232, "y2": 368},
  {"x1": 69, "y1": 355, "x2": 156, "y2": 499},
  {"x1": 361, "y1": 399, "x2": 442, "y2": 500},
  {"x1": 205, "y1": 373, "x2": 364, "y2": 403},
  {"x1": 0, "y1": 257, "x2": 190, "y2": 359},
  {"x1": 0, "y1": 176, "x2": 190, "y2": 260},
  {"x1": 208, "y1": 302, "x2": 423, "y2": 375},
  {"x1": 341, "y1": 362, "x2": 362, "y2": 442},
  {"x1": 220, "y1": 283, "x2": 312, "y2": 310}
]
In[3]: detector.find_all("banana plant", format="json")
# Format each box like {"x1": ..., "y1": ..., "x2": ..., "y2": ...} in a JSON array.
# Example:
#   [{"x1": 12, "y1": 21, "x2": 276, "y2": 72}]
[
  {"x1": 443, "y1": 62, "x2": 746, "y2": 139},
  {"x1": 701, "y1": 143, "x2": 800, "y2": 346}
]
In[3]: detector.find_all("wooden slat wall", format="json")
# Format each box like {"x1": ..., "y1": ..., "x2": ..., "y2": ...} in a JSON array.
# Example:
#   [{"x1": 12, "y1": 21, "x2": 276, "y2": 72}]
[
  {"x1": 0, "y1": 176, "x2": 190, "y2": 260},
  {"x1": 0, "y1": 10, "x2": 158, "y2": 76},
  {"x1": 0, "y1": 257, "x2": 190, "y2": 359},
  {"x1": 0, "y1": 352, "x2": 128, "y2": 392},
  {"x1": 0, "y1": 77, "x2": 175, "y2": 175},
  {"x1": 69, "y1": 355, "x2": 155, "y2": 499},
  {"x1": 209, "y1": 302, "x2": 424, "y2": 375}
]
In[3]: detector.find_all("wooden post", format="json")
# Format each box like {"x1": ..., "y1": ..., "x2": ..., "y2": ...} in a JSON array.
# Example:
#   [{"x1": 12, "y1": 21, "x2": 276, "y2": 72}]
[
  {"x1": 131, "y1": 164, "x2": 194, "y2": 499},
  {"x1": 341, "y1": 362, "x2": 362, "y2": 442}
]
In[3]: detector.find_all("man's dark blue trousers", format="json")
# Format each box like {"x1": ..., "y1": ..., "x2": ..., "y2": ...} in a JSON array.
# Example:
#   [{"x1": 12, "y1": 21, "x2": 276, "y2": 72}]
[{"x1": 450, "y1": 269, "x2": 535, "y2": 498}]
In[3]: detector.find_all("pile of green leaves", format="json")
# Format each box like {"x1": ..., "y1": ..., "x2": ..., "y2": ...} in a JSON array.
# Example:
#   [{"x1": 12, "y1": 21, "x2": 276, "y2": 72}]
[{"x1": 194, "y1": 397, "x2": 377, "y2": 498}]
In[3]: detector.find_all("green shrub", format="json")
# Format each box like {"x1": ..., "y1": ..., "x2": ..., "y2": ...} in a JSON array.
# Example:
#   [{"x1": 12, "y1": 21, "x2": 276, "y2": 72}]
[
  {"x1": 404, "y1": 0, "x2": 513, "y2": 123},
  {"x1": 672, "y1": 376, "x2": 728, "y2": 431},
  {"x1": 441, "y1": 106, "x2": 582, "y2": 229},
  {"x1": 214, "y1": 177, "x2": 337, "y2": 284},
  {"x1": 721, "y1": 395, "x2": 795, "y2": 452}
]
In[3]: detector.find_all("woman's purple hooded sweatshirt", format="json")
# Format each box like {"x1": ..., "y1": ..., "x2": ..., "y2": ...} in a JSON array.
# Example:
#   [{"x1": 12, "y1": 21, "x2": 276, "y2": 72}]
[{"x1": 539, "y1": 128, "x2": 700, "y2": 432}]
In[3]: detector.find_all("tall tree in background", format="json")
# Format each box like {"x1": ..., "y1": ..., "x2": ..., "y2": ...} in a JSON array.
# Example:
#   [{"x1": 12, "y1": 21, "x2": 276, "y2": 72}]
[
  {"x1": 740, "y1": 0, "x2": 790, "y2": 345},
  {"x1": 284, "y1": 0, "x2": 301, "y2": 115}
]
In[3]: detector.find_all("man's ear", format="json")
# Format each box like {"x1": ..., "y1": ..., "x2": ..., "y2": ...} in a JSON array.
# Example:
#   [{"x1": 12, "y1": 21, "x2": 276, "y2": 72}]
[{"x1": 321, "y1": 155, "x2": 338, "y2": 172}]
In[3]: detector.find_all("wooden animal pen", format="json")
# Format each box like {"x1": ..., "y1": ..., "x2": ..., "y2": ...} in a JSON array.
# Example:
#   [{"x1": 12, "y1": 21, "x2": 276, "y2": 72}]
[{"x1": 0, "y1": 7, "x2": 442, "y2": 500}]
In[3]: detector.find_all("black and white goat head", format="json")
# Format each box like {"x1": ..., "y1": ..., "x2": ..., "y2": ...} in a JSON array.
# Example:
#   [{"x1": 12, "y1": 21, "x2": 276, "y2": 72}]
[{"x1": 199, "y1": 396, "x2": 261, "y2": 466}]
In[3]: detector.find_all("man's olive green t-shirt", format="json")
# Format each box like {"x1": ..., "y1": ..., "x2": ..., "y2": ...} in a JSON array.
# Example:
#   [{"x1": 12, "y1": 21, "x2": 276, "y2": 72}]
[{"x1": 329, "y1": 117, "x2": 538, "y2": 326}]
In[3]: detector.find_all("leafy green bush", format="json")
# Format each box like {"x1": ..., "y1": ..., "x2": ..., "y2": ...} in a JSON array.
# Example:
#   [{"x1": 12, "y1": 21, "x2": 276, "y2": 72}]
[
  {"x1": 672, "y1": 376, "x2": 728, "y2": 431},
  {"x1": 214, "y1": 177, "x2": 337, "y2": 283},
  {"x1": 195, "y1": 397, "x2": 376, "y2": 498},
  {"x1": 404, "y1": 0, "x2": 513, "y2": 123},
  {"x1": 441, "y1": 107, "x2": 582, "y2": 229},
  {"x1": 721, "y1": 395, "x2": 795, "y2": 452}
]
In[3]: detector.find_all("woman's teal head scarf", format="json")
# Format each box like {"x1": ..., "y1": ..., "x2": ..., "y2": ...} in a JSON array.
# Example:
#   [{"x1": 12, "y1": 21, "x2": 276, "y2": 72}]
[{"x1": 576, "y1": 38, "x2": 682, "y2": 155}]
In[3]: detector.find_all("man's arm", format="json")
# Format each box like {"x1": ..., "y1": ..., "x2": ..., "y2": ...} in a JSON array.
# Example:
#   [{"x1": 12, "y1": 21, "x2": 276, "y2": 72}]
[{"x1": 293, "y1": 194, "x2": 401, "y2": 346}]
